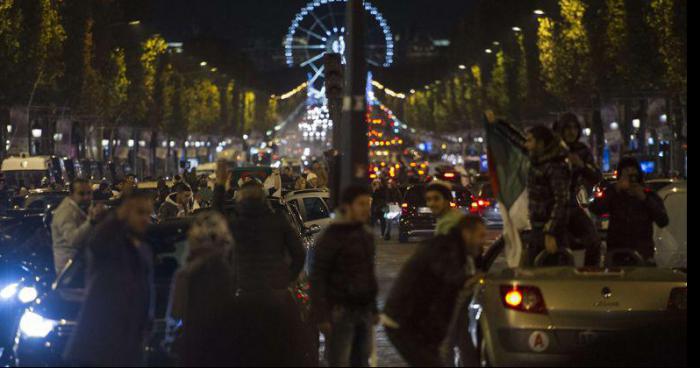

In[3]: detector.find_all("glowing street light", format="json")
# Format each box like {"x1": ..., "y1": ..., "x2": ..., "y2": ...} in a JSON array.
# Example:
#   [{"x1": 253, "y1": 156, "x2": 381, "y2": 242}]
[
  {"x1": 534, "y1": 9, "x2": 546, "y2": 16},
  {"x1": 512, "y1": 26, "x2": 522, "y2": 32},
  {"x1": 459, "y1": 64, "x2": 467, "y2": 70},
  {"x1": 200, "y1": 61, "x2": 207, "y2": 67},
  {"x1": 128, "y1": 20, "x2": 141, "y2": 26},
  {"x1": 485, "y1": 49, "x2": 493, "y2": 54}
]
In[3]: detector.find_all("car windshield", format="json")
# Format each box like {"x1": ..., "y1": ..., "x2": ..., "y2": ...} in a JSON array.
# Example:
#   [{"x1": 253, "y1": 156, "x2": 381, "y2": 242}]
[{"x1": 2, "y1": 170, "x2": 50, "y2": 188}]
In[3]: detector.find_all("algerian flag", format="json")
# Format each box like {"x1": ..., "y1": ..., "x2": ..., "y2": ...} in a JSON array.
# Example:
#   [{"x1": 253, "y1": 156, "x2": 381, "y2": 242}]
[{"x1": 484, "y1": 113, "x2": 531, "y2": 267}]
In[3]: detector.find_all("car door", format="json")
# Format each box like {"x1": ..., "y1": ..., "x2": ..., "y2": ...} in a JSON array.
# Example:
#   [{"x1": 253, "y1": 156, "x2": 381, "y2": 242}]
[{"x1": 298, "y1": 196, "x2": 331, "y2": 228}]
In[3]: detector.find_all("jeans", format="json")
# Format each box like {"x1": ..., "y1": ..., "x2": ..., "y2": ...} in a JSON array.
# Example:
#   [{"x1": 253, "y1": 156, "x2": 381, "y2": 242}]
[{"x1": 327, "y1": 306, "x2": 374, "y2": 367}]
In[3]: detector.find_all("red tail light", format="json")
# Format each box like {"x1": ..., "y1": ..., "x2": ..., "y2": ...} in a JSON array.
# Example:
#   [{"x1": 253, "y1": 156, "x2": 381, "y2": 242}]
[
  {"x1": 500, "y1": 285, "x2": 547, "y2": 314},
  {"x1": 443, "y1": 172, "x2": 456, "y2": 179},
  {"x1": 401, "y1": 203, "x2": 409, "y2": 216},
  {"x1": 667, "y1": 287, "x2": 687, "y2": 311}
]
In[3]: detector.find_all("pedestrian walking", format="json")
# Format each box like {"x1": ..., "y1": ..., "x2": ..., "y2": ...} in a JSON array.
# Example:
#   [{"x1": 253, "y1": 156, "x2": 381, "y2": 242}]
[
  {"x1": 51, "y1": 178, "x2": 107, "y2": 274},
  {"x1": 64, "y1": 190, "x2": 155, "y2": 367},
  {"x1": 524, "y1": 126, "x2": 572, "y2": 266},
  {"x1": 371, "y1": 179, "x2": 389, "y2": 238},
  {"x1": 310, "y1": 185, "x2": 379, "y2": 367},
  {"x1": 590, "y1": 157, "x2": 669, "y2": 263},
  {"x1": 383, "y1": 215, "x2": 487, "y2": 366},
  {"x1": 555, "y1": 113, "x2": 603, "y2": 266},
  {"x1": 167, "y1": 211, "x2": 237, "y2": 366}
]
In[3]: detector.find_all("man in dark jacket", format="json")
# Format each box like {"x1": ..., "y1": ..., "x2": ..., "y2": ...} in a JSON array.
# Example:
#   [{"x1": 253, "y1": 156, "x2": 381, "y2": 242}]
[
  {"x1": 310, "y1": 185, "x2": 378, "y2": 367},
  {"x1": 383, "y1": 215, "x2": 487, "y2": 366},
  {"x1": 591, "y1": 157, "x2": 669, "y2": 262},
  {"x1": 213, "y1": 162, "x2": 308, "y2": 366},
  {"x1": 158, "y1": 182, "x2": 192, "y2": 223},
  {"x1": 555, "y1": 113, "x2": 603, "y2": 266},
  {"x1": 64, "y1": 190, "x2": 155, "y2": 367},
  {"x1": 524, "y1": 126, "x2": 572, "y2": 266}
]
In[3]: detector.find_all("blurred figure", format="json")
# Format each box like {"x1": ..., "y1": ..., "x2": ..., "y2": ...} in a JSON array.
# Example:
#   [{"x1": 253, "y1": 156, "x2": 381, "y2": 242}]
[
  {"x1": 555, "y1": 113, "x2": 603, "y2": 266},
  {"x1": 197, "y1": 176, "x2": 213, "y2": 206},
  {"x1": 383, "y1": 179, "x2": 403, "y2": 240},
  {"x1": 213, "y1": 163, "x2": 308, "y2": 366},
  {"x1": 93, "y1": 180, "x2": 113, "y2": 201},
  {"x1": 590, "y1": 157, "x2": 669, "y2": 263},
  {"x1": 295, "y1": 175, "x2": 308, "y2": 190},
  {"x1": 281, "y1": 166, "x2": 296, "y2": 190},
  {"x1": 312, "y1": 161, "x2": 329, "y2": 189},
  {"x1": 384, "y1": 216, "x2": 486, "y2": 366},
  {"x1": 64, "y1": 190, "x2": 155, "y2": 366},
  {"x1": 51, "y1": 178, "x2": 106, "y2": 274},
  {"x1": 371, "y1": 179, "x2": 389, "y2": 238},
  {"x1": 158, "y1": 182, "x2": 193, "y2": 222},
  {"x1": 168, "y1": 211, "x2": 237, "y2": 366},
  {"x1": 311, "y1": 185, "x2": 378, "y2": 367},
  {"x1": 155, "y1": 178, "x2": 170, "y2": 209},
  {"x1": 426, "y1": 183, "x2": 461, "y2": 235},
  {"x1": 524, "y1": 126, "x2": 572, "y2": 266},
  {"x1": 306, "y1": 172, "x2": 319, "y2": 188}
]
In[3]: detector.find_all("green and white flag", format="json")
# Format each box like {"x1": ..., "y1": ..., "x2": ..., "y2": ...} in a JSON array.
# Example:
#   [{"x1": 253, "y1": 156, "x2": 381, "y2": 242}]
[{"x1": 484, "y1": 117, "x2": 531, "y2": 267}]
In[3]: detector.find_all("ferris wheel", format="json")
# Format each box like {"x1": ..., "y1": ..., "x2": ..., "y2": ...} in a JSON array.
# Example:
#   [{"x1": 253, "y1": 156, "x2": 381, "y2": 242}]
[{"x1": 285, "y1": 0, "x2": 394, "y2": 100}]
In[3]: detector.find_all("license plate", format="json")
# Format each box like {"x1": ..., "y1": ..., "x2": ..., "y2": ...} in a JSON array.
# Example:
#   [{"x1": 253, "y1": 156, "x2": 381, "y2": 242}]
[{"x1": 418, "y1": 207, "x2": 432, "y2": 214}]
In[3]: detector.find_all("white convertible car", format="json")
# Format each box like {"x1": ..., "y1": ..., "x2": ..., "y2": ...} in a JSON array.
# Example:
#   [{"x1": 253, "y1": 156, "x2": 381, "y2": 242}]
[{"x1": 467, "y1": 242, "x2": 687, "y2": 367}]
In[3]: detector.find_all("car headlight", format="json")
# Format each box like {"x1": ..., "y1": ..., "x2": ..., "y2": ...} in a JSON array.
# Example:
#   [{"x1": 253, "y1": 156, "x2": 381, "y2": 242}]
[
  {"x1": 18, "y1": 286, "x2": 38, "y2": 304},
  {"x1": 1, "y1": 283, "x2": 19, "y2": 300},
  {"x1": 19, "y1": 310, "x2": 57, "y2": 338}
]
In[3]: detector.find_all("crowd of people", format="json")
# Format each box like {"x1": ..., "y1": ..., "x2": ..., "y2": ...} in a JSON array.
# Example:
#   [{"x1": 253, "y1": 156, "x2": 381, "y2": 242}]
[{"x1": 0, "y1": 112, "x2": 673, "y2": 367}]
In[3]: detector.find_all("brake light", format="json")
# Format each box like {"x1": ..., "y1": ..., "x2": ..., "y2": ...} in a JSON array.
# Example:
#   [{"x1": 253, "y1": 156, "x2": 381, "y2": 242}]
[
  {"x1": 444, "y1": 172, "x2": 456, "y2": 179},
  {"x1": 401, "y1": 203, "x2": 409, "y2": 216},
  {"x1": 667, "y1": 287, "x2": 687, "y2": 311},
  {"x1": 450, "y1": 202, "x2": 457, "y2": 208},
  {"x1": 594, "y1": 189, "x2": 605, "y2": 199},
  {"x1": 500, "y1": 285, "x2": 547, "y2": 314}
]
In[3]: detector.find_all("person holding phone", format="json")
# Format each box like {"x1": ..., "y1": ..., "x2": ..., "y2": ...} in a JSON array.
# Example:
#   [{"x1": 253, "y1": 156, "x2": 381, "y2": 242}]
[{"x1": 591, "y1": 157, "x2": 669, "y2": 263}]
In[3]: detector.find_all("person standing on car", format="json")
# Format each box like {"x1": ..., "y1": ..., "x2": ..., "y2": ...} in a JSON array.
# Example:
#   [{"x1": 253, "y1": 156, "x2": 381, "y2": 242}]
[
  {"x1": 64, "y1": 190, "x2": 155, "y2": 367},
  {"x1": 51, "y1": 178, "x2": 107, "y2": 274},
  {"x1": 555, "y1": 113, "x2": 603, "y2": 266},
  {"x1": 524, "y1": 126, "x2": 572, "y2": 266},
  {"x1": 212, "y1": 161, "x2": 308, "y2": 366},
  {"x1": 426, "y1": 183, "x2": 462, "y2": 236},
  {"x1": 590, "y1": 157, "x2": 669, "y2": 263},
  {"x1": 167, "y1": 211, "x2": 237, "y2": 366},
  {"x1": 310, "y1": 185, "x2": 378, "y2": 367},
  {"x1": 383, "y1": 215, "x2": 487, "y2": 366},
  {"x1": 158, "y1": 182, "x2": 193, "y2": 222}
]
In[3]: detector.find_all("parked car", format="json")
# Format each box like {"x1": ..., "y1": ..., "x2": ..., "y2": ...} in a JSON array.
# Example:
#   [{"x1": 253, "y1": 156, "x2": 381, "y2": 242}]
[
  {"x1": 283, "y1": 189, "x2": 332, "y2": 230},
  {"x1": 466, "y1": 238, "x2": 687, "y2": 367},
  {"x1": 653, "y1": 180, "x2": 687, "y2": 269}
]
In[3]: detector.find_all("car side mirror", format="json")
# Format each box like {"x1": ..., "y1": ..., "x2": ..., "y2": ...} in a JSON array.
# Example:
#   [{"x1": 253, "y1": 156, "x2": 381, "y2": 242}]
[{"x1": 304, "y1": 224, "x2": 322, "y2": 236}]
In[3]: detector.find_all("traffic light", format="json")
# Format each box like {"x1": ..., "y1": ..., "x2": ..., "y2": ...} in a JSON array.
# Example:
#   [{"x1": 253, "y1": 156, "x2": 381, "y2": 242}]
[{"x1": 324, "y1": 53, "x2": 344, "y2": 100}]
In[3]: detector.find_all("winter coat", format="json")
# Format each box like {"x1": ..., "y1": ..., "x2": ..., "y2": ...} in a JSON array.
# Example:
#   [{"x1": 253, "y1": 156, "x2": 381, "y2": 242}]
[
  {"x1": 51, "y1": 197, "x2": 94, "y2": 274},
  {"x1": 168, "y1": 246, "x2": 238, "y2": 366},
  {"x1": 527, "y1": 141, "x2": 572, "y2": 235},
  {"x1": 590, "y1": 184, "x2": 669, "y2": 259},
  {"x1": 213, "y1": 185, "x2": 306, "y2": 292},
  {"x1": 435, "y1": 208, "x2": 464, "y2": 236},
  {"x1": 310, "y1": 220, "x2": 378, "y2": 323},
  {"x1": 158, "y1": 194, "x2": 186, "y2": 222},
  {"x1": 64, "y1": 213, "x2": 153, "y2": 367},
  {"x1": 384, "y1": 234, "x2": 475, "y2": 344}
]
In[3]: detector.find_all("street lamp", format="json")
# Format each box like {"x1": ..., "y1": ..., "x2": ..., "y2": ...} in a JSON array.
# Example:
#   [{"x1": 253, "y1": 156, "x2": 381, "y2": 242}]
[
  {"x1": 31, "y1": 127, "x2": 42, "y2": 139},
  {"x1": 485, "y1": 49, "x2": 493, "y2": 54},
  {"x1": 127, "y1": 139, "x2": 135, "y2": 148},
  {"x1": 128, "y1": 20, "x2": 141, "y2": 26},
  {"x1": 512, "y1": 26, "x2": 522, "y2": 32},
  {"x1": 533, "y1": 9, "x2": 546, "y2": 16},
  {"x1": 458, "y1": 64, "x2": 467, "y2": 70},
  {"x1": 200, "y1": 61, "x2": 208, "y2": 67}
]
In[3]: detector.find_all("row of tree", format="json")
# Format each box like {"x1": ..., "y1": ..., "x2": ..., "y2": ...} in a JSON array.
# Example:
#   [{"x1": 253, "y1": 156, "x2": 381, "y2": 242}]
[
  {"x1": 0, "y1": 0, "x2": 300, "y2": 141},
  {"x1": 382, "y1": 0, "x2": 686, "y2": 133}
]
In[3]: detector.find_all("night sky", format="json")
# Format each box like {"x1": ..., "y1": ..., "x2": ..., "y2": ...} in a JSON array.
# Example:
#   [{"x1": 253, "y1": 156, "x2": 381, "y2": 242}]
[{"x1": 152, "y1": 0, "x2": 475, "y2": 48}]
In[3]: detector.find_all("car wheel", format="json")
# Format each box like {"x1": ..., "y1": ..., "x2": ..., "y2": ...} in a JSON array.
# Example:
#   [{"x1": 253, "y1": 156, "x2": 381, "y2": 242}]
[
  {"x1": 399, "y1": 232, "x2": 409, "y2": 243},
  {"x1": 479, "y1": 337, "x2": 492, "y2": 367}
]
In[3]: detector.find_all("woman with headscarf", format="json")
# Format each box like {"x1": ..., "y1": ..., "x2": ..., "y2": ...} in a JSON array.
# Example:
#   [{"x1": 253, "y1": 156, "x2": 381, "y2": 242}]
[{"x1": 167, "y1": 211, "x2": 237, "y2": 366}]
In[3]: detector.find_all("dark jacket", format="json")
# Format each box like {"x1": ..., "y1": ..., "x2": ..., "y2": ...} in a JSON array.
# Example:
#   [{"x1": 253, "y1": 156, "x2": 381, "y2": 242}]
[
  {"x1": 528, "y1": 141, "x2": 572, "y2": 235},
  {"x1": 64, "y1": 213, "x2": 153, "y2": 367},
  {"x1": 567, "y1": 141, "x2": 602, "y2": 205},
  {"x1": 158, "y1": 193, "x2": 183, "y2": 222},
  {"x1": 384, "y1": 234, "x2": 473, "y2": 344},
  {"x1": 590, "y1": 185, "x2": 669, "y2": 259},
  {"x1": 213, "y1": 185, "x2": 306, "y2": 292},
  {"x1": 310, "y1": 221, "x2": 378, "y2": 323},
  {"x1": 168, "y1": 246, "x2": 237, "y2": 367}
]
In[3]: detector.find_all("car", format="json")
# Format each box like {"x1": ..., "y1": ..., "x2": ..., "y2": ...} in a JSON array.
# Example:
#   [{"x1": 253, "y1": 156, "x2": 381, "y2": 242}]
[
  {"x1": 466, "y1": 238, "x2": 687, "y2": 367},
  {"x1": 397, "y1": 184, "x2": 473, "y2": 243},
  {"x1": 469, "y1": 181, "x2": 503, "y2": 229},
  {"x1": 283, "y1": 189, "x2": 332, "y2": 229},
  {"x1": 1, "y1": 155, "x2": 68, "y2": 190},
  {"x1": 653, "y1": 180, "x2": 686, "y2": 269}
]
